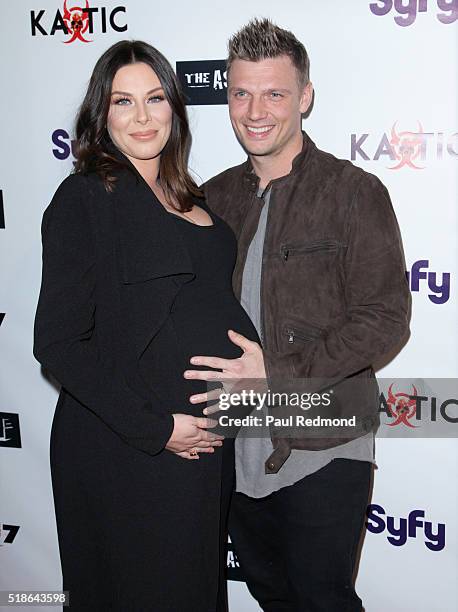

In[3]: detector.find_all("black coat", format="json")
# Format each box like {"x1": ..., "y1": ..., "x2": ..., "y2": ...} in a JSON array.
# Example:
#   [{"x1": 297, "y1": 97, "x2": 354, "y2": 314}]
[
  {"x1": 34, "y1": 166, "x2": 196, "y2": 455},
  {"x1": 34, "y1": 163, "x2": 234, "y2": 611}
]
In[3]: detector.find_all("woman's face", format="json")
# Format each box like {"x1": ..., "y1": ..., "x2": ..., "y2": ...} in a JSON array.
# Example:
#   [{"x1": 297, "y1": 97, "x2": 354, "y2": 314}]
[{"x1": 107, "y1": 62, "x2": 173, "y2": 165}]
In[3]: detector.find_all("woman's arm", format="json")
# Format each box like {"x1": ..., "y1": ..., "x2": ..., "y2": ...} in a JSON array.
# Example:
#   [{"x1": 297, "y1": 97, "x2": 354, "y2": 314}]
[{"x1": 34, "y1": 175, "x2": 174, "y2": 456}]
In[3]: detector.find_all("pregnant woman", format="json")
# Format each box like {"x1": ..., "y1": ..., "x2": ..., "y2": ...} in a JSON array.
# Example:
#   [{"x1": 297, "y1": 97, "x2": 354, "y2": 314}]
[{"x1": 33, "y1": 40, "x2": 258, "y2": 611}]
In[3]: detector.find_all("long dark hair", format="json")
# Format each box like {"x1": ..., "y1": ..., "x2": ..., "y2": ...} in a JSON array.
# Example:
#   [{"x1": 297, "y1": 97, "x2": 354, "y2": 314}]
[{"x1": 74, "y1": 40, "x2": 201, "y2": 211}]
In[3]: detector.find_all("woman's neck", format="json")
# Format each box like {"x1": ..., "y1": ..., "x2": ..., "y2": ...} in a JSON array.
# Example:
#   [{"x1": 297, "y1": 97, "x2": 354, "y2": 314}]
[{"x1": 128, "y1": 155, "x2": 160, "y2": 189}]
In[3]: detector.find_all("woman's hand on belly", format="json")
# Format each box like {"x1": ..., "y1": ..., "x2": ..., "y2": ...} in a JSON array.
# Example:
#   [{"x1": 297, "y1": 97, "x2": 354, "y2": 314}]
[{"x1": 166, "y1": 414, "x2": 225, "y2": 460}]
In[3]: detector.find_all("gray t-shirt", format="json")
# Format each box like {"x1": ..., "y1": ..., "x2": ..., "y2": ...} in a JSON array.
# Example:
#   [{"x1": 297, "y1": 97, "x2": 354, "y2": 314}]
[{"x1": 236, "y1": 188, "x2": 375, "y2": 498}]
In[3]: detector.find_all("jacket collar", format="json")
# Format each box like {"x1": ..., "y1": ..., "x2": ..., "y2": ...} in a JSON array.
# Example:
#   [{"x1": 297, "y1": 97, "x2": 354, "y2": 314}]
[{"x1": 241, "y1": 131, "x2": 316, "y2": 191}]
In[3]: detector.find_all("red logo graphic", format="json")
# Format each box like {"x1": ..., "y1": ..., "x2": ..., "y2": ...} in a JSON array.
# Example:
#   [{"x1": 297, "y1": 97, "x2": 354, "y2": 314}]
[
  {"x1": 386, "y1": 384, "x2": 418, "y2": 427},
  {"x1": 351, "y1": 124, "x2": 458, "y2": 167},
  {"x1": 62, "y1": 0, "x2": 91, "y2": 44},
  {"x1": 388, "y1": 121, "x2": 424, "y2": 170}
]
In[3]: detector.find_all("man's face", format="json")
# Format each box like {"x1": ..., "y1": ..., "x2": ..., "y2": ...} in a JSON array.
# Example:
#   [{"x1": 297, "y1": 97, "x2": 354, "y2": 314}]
[{"x1": 228, "y1": 55, "x2": 312, "y2": 159}]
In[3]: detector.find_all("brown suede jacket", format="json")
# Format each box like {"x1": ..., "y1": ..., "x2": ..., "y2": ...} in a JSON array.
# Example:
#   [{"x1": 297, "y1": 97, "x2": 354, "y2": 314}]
[{"x1": 204, "y1": 132, "x2": 411, "y2": 473}]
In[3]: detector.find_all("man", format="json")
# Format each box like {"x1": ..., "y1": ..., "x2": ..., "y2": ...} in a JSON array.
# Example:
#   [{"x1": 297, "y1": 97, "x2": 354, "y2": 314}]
[{"x1": 184, "y1": 18, "x2": 410, "y2": 611}]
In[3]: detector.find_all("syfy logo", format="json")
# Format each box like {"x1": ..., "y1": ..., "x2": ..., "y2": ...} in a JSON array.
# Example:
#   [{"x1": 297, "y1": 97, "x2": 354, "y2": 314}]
[
  {"x1": 0, "y1": 524, "x2": 20, "y2": 546},
  {"x1": 30, "y1": 1, "x2": 127, "y2": 43},
  {"x1": 176, "y1": 60, "x2": 228, "y2": 106},
  {"x1": 406, "y1": 260, "x2": 451, "y2": 304},
  {"x1": 0, "y1": 412, "x2": 22, "y2": 448},
  {"x1": 52, "y1": 129, "x2": 76, "y2": 161},
  {"x1": 351, "y1": 123, "x2": 458, "y2": 169},
  {"x1": 369, "y1": 0, "x2": 458, "y2": 26},
  {"x1": 366, "y1": 504, "x2": 446, "y2": 551}
]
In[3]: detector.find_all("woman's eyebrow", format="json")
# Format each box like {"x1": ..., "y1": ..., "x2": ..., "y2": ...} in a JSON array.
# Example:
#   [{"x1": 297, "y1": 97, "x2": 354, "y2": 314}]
[{"x1": 111, "y1": 87, "x2": 164, "y2": 96}]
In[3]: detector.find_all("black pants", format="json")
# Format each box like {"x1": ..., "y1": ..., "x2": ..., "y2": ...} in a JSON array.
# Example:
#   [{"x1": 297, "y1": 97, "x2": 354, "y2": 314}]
[{"x1": 229, "y1": 458, "x2": 372, "y2": 612}]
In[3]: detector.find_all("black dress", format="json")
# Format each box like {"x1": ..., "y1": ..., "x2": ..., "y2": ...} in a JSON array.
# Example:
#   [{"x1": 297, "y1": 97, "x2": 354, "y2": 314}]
[{"x1": 49, "y1": 199, "x2": 259, "y2": 611}]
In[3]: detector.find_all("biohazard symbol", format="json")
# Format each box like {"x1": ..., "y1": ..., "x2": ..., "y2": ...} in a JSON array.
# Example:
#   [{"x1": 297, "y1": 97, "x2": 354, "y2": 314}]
[
  {"x1": 386, "y1": 384, "x2": 418, "y2": 428},
  {"x1": 389, "y1": 121, "x2": 425, "y2": 170},
  {"x1": 62, "y1": 0, "x2": 91, "y2": 44}
]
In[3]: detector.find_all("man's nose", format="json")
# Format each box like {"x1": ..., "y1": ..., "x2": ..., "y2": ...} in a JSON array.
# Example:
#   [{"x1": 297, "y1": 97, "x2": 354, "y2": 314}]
[{"x1": 247, "y1": 96, "x2": 267, "y2": 121}]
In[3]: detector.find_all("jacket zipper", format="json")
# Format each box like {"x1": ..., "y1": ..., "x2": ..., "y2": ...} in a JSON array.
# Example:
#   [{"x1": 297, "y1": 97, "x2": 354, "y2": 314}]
[
  {"x1": 286, "y1": 325, "x2": 323, "y2": 344},
  {"x1": 281, "y1": 240, "x2": 340, "y2": 261},
  {"x1": 234, "y1": 185, "x2": 260, "y2": 300},
  {"x1": 259, "y1": 181, "x2": 274, "y2": 348}
]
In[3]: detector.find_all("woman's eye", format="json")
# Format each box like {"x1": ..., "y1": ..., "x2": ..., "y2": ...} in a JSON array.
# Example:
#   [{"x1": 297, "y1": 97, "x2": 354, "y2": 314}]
[
  {"x1": 113, "y1": 98, "x2": 131, "y2": 105},
  {"x1": 148, "y1": 95, "x2": 165, "y2": 103}
]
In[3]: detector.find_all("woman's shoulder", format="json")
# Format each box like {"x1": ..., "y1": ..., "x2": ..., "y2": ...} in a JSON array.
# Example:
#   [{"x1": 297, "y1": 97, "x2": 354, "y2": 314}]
[
  {"x1": 53, "y1": 171, "x2": 105, "y2": 200},
  {"x1": 43, "y1": 172, "x2": 106, "y2": 233},
  {"x1": 49, "y1": 172, "x2": 111, "y2": 214}
]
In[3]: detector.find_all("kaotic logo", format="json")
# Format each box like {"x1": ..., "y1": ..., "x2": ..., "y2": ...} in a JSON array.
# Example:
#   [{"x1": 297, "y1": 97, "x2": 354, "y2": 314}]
[
  {"x1": 52, "y1": 129, "x2": 76, "y2": 161},
  {"x1": 30, "y1": 2, "x2": 127, "y2": 43},
  {"x1": 369, "y1": 0, "x2": 458, "y2": 26},
  {"x1": 60, "y1": 0, "x2": 91, "y2": 43},
  {"x1": 0, "y1": 413, "x2": 22, "y2": 448},
  {"x1": 0, "y1": 190, "x2": 4, "y2": 229},
  {"x1": 351, "y1": 123, "x2": 458, "y2": 169},
  {"x1": 0, "y1": 524, "x2": 20, "y2": 546},
  {"x1": 385, "y1": 383, "x2": 419, "y2": 428},
  {"x1": 379, "y1": 386, "x2": 458, "y2": 426},
  {"x1": 366, "y1": 504, "x2": 446, "y2": 551},
  {"x1": 226, "y1": 541, "x2": 245, "y2": 582},
  {"x1": 406, "y1": 260, "x2": 451, "y2": 304},
  {"x1": 176, "y1": 60, "x2": 227, "y2": 105}
]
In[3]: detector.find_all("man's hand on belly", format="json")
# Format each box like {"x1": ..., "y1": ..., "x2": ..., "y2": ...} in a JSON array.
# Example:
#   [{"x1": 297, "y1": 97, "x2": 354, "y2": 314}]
[{"x1": 184, "y1": 329, "x2": 267, "y2": 415}]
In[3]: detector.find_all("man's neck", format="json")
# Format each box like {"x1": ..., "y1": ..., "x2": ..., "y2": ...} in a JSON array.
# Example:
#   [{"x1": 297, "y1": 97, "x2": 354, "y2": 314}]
[{"x1": 250, "y1": 132, "x2": 304, "y2": 190}]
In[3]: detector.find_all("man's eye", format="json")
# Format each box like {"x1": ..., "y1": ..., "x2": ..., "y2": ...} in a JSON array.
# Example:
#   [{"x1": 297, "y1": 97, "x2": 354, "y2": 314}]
[
  {"x1": 113, "y1": 98, "x2": 131, "y2": 105},
  {"x1": 234, "y1": 91, "x2": 247, "y2": 98},
  {"x1": 270, "y1": 92, "x2": 283, "y2": 98}
]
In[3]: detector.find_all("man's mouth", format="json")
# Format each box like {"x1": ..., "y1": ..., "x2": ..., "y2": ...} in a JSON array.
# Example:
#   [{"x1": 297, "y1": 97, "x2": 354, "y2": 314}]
[{"x1": 245, "y1": 125, "x2": 275, "y2": 137}]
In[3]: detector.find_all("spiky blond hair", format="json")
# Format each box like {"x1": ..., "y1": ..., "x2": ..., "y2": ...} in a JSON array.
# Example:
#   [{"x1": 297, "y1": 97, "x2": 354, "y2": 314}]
[{"x1": 227, "y1": 18, "x2": 310, "y2": 87}]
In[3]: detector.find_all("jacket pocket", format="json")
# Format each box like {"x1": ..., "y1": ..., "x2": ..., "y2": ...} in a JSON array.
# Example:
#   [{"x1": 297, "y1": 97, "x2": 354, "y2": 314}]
[
  {"x1": 284, "y1": 321, "x2": 325, "y2": 344},
  {"x1": 280, "y1": 239, "x2": 342, "y2": 262}
]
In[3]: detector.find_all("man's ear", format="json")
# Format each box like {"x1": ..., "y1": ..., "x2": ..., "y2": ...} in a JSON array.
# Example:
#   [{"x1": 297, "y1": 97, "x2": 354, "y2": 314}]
[{"x1": 299, "y1": 82, "x2": 314, "y2": 115}]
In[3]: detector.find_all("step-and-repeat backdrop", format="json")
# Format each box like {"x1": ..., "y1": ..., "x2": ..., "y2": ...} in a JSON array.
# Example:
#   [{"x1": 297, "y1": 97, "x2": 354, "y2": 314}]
[{"x1": 1, "y1": 2, "x2": 457, "y2": 610}]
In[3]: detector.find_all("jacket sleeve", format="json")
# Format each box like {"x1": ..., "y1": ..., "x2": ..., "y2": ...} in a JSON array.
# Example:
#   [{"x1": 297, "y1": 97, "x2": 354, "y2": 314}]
[
  {"x1": 263, "y1": 173, "x2": 411, "y2": 384},
  {"x1": 33, "y1": 175, "x2": 174, "y2": 455}
]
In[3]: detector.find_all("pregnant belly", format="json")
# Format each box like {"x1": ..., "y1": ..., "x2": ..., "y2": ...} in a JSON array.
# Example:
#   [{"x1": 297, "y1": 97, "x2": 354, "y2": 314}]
[
  {"x1": 173, "y1": 293, "x2": 259, "y2": 360},
  {"x1": 146, "y1": 293, "x2": 260, "y2": 415}
]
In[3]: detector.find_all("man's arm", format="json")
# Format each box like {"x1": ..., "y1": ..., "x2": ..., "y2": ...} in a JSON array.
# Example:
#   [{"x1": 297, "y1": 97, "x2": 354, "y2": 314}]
[{"x1": 263, "y1": 173, "x2": 411, "y2": 384}]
